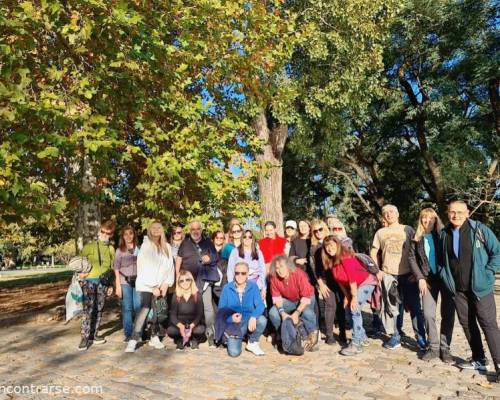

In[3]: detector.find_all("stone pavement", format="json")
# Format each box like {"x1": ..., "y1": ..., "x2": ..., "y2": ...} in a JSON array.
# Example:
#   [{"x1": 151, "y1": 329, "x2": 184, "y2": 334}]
[{"x1": 1, "y1": 298, "x2": 500, "y2": 400}]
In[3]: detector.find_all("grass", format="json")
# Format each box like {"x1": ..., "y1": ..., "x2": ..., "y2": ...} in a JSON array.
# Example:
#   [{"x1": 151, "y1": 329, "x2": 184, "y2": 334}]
[{"x1": 0, "y1": 270, "x2": 73, "y2": 289}]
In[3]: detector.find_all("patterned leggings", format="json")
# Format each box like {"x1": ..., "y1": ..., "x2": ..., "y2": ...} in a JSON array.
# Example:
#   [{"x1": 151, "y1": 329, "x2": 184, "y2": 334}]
[{"x1": 80, "y1": 280, "x2": 107, "y2": 340}]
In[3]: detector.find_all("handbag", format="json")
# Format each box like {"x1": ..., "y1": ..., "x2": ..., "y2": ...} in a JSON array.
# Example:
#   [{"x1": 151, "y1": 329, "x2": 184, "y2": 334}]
[
  {"x1": 68, "y1": 256, "x2": 92, "y2": 273},
  {"x1": 96, "y1": 242, "x2": 115, "y2": 287},
  {"x1": 120, "y1": 271, "x2": 137, "y2": 288}
]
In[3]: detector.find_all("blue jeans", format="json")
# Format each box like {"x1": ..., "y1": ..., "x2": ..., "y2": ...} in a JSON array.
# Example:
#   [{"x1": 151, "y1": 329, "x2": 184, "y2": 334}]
[
  {"x1": 393, "y1": 274, "x2": 426, "y2": 342},
  {"x1": 269, "y1": 297, "x2": 317, "y2": 332},
  {"x1": 227, "y1": 315, "x2": 267, "y2": 357},
  {"x1": 346, "y1": 284, "x2": 375, "y2": 345},
  {"x1": 121, "y1": 284, "x2": 141, "y2": 338}
]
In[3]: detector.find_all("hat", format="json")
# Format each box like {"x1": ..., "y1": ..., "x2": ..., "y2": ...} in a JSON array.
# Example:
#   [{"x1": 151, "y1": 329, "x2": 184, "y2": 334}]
[{"x1": 285, "y1": 220, "x2": 297, "y2": 229}]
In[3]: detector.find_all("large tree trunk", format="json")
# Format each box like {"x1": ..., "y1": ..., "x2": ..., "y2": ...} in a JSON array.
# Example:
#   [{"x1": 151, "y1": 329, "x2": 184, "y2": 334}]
[
  {"x1": 75, "y1": 155, "x2": 101, "y2": 252},
  {"x1": 254, "y1": 109, "x2": 287, "y2": 236}
]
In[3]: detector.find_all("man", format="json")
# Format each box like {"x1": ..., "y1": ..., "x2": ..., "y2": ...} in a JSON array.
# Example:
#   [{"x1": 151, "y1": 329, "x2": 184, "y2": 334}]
[
  {"x1": 218, "y1": 261, "x2": 267, "y2": 357},
  {"x1": 78, "y1": 220, "x2": 115, "y2": 351},
  {"x1": 439, "y1": 200, "x2": 500, "y2": 380},
  {"x1": 258, "y1": 221, "x2": 287, "y2": 272},
  {"x1": 326, "y1": 214, "x2": 337, "y2": 232},
  {"x1": 268, "y1": 255, "x2": 318, "y2": 351},
  {"x1": 370, "y1": 204, "x2": 426, "y2": 350},
  {"x1": 176, "y1": 220, "x2": 218, "y2": 346}
]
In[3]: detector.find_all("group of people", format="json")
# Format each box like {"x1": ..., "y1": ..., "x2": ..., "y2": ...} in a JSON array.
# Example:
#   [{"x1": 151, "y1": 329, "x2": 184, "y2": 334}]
[{"x1": 75, "y1": 200, "x2": 500, "y2": 381}]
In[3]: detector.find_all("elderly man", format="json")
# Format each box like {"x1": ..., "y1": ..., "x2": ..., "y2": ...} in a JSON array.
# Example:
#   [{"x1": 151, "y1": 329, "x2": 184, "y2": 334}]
[
  {"x1": 370, "y1": 204, "x2": 426, "y2": 350},
  {"x1": 439, "y1": 200, "x2": 500, "y2": 380},
  {"x1": 176, "y1": 220, "x2": 218, "y2": 346}
]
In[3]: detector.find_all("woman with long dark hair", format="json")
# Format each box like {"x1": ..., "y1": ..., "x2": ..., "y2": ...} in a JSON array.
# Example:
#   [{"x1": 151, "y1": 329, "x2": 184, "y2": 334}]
[
  {"x1": 113, "y1": 225, "x2": 140, "y2": 342},
  {"x1": 227, "y1": 230, "x2": 266, "y2": 300}
]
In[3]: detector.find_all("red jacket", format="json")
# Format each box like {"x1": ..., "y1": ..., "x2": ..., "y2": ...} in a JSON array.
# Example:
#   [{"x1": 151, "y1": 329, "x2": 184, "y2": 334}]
[{"x1": 258, "y1": 236, "x2": 287, "y2": 264}]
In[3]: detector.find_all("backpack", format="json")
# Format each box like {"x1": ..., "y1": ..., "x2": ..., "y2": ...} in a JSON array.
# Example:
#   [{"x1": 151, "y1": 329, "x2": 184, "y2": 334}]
[
  {"x1": 281, "y1": 318, "x2": 305, "y2": 356},
  {"x1": 354, "y1": 253, "x2": 379, "y2": 275}
]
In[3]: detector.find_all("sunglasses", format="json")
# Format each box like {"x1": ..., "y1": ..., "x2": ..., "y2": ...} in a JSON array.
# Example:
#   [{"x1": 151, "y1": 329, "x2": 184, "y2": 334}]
[
  {"x1": 179, "y1": 278, "x2": 192, "y2": 283},
  {"x1": 234, "y1": 271, "x2": 247, "y2": 276},
  {"x1": 331, "y1": 227, "x2": 343, "y2": 232},
  {"x1": 286, "y1": 226, "x2": 296, "y2": 230},
  {"x1": 232, "y1": 229, "x2": 242, "y2": 234},
  {"x1": 243, "y1": 235, "x2": 253, "y2": 239},
  {"x1": 174, "y1": 231, "x2": 183, "y2": 235},
  {"x1": 100, "y1": 230, "x2": 113, "y2": 235},
  {"x1": 215, "y1": 236, "x2": 225, "y2": 240},
  {"x1": 313, "y1": 228, "x2": 324, "y2": 233}
]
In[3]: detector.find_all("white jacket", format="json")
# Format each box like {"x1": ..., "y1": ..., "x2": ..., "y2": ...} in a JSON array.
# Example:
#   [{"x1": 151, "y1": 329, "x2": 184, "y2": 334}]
[{"x1": 136, "y1": 237, "x2": 175, "y2": 293}]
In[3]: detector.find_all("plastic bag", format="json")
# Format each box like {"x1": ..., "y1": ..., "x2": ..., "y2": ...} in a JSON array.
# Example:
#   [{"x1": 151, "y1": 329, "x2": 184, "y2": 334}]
[{"x1": 65, "y1": 276, "x2": 84, "y2": 322}]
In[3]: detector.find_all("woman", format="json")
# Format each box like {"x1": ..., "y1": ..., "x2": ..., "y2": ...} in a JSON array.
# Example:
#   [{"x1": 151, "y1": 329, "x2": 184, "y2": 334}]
[
  {"x1": 78, "y1": 220, "x2": 115, "y2": 351},
  {"x1": 289, "y1": 220, "x2": 312, "y2": 271},
  {"x1": 125, "y1": 221, "x2": 175, "y2": 353},
  {"x1": 218, "y1": 261, "x2": 267, "y2": 357},
  {"x1": 227, "y1": 230, "x2": 266, "y2": 300},
  {"x1": 166, "y1": 270, "x2": 205, "y2": 350},
  {"x1": 212, "y1": 230, "x2": 228, "y2": 303},
  {"x1": 170, "y1": 224, "x2": 185, "y2": 261},
  {"x1": 323, "y1": 236, "x2": 377, "y2": 356},
  {"x1": 327, "y1": 217, "x2": 353, "y2": 250},
  {"x1": 114, "y1": 226, "x2": 140, "y2": 342},
  {"x1": 409, "y1": 208, "x2": 454, "y2": 362},
  {"x1": 284, "y1": 220, "x2": 298, "y2": 255},
  {"x1": 221, "y1": 222, "x2": 243, "y2": 261}
]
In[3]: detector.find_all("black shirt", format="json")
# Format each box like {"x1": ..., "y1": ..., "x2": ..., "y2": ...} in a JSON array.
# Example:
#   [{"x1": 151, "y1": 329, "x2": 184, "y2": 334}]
[
  {"x1": 446, "y1": 222, "x2": 473, "y2": 292},
  {"x1": 178, "y1": 236, "x2": 217, "y2": 280},
  {"x1": 169, "y1": 294, "x2": 204, "y2": 326}
]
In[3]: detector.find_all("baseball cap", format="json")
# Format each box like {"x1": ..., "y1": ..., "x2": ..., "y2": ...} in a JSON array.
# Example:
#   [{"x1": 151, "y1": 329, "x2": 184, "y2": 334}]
[{"x1": 285, "y1": 220, "x2": 297, "y2": 229}]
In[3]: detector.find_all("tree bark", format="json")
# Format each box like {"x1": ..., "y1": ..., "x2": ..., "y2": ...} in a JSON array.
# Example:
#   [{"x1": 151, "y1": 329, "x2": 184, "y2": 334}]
[
  {"x1": 254, "y1": 109, "x2": 287, "y2": 236},
  {"x1": 75, "y1": 155, "x2": 101, "y2": 252}
]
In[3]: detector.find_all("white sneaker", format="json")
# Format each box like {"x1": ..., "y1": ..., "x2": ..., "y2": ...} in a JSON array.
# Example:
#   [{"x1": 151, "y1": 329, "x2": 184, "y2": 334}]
[
  {"x1": 125, "y1": 339, "x2": 137, "y2": 353},
  {"x1": 148, "y1": 336, "x2": 165, "y2": 349},
  {"x1": 246, "y1": 341, "x2": 265, "y2": 356}
]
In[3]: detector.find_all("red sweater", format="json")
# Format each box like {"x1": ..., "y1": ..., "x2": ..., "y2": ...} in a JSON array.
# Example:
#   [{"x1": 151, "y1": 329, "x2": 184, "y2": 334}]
[
  {"x1": 332, "y1": 256, "x2": 370, "y2": 287},
  {"x1": 258, "y1": 236, "x2": 287, "y2": 264},
  {"x1": 270, "y1": 268, "x2": 314, "y2": 302}
]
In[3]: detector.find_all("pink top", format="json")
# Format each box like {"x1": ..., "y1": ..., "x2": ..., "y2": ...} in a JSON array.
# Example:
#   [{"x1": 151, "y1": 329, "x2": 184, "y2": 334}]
[{"x1": 332, "y1": 256, "x2": 374, "y2": 287}]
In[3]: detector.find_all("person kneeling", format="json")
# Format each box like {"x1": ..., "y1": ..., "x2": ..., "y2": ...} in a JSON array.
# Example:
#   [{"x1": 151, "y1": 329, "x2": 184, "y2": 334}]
[
  {"x1": 268, "y1": 255, "x2": 318, "y2": 351},
  {"x1": 167, "y1": 270, "x2": 205, "y2": 350},
  {"x1": 217, "y1": 261, "x2": 267, "y2": 357}
]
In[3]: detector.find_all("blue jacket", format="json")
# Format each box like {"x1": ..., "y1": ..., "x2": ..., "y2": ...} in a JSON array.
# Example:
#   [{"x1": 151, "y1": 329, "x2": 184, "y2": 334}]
[
  {"x1": 218, "y1": 280, "x2": 265, "y2": 321},
  {"x1": 439, "y1": 219, "x2": 500, "y2": 298}
]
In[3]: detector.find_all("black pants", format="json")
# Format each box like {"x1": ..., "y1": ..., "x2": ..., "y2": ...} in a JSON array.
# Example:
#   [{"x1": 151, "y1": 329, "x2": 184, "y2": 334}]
[
  {"x1": 454, "y1": 291, "x2": 500, "y2": 365},
  {"x1": 318, "y1": 287, "x2": 346, "y2": 341},
  {"x1": 166, "y1": 324, "x2": 206, "y2": 342}
]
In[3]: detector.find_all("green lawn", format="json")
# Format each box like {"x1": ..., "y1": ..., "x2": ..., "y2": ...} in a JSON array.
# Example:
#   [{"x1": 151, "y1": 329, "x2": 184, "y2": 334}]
[{"x1": 0, "y1": 270, "x2": 73, "y2": 289}]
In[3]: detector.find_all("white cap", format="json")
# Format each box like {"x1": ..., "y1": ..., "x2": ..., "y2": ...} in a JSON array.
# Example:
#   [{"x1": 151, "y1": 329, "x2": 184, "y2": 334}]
[{"x1": 285, "y1": 220, "x2": 297, "y2": 229}]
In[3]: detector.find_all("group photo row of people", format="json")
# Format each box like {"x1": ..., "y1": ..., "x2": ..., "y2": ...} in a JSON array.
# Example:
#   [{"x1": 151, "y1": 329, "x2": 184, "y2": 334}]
[{"x1": 74, "y1": 200, "x2": 500, "y2": 381}]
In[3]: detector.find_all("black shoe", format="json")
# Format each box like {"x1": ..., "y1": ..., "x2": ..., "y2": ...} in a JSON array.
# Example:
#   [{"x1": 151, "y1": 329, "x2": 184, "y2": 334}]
[
  {"x1": 457, "y1": 357, "x2": 489, "y2": 371},
  {"x1": 190, "y1": 340, "x2": 199, "y2": 350},
  {"x1": 123, "y1": 336, "x2": 131, "y2": 343},
  {"x1": 325, "y1": 336, "x2": 337, "y2": 345},
  {"x1": 176, "y1": 341, "x2": 185, "y2": 351},
  {"x1": 92, "y1": 335, "x2": 106, "y2": 345},
  {"x1": 496, "y1": 367, "x2": 500, "y2": 383},
  {"x1": 421, "y1": 349, "x2": 439, "y2": 361},
  {"x1": 78, "y1": 338, "x2": 89, "y2": 351},
  {"x1": 440, "y1": 350, "x2": 454, "y2": 364}
]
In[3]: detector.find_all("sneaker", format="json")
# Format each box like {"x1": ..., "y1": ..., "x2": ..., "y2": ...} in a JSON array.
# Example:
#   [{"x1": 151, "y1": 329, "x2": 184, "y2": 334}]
[
  {"x1": 78, "y1": 338, "x2": 89, "y2": 351},
  {"x1": 125, "y1": 339, "x2": 137, "y2": 353},
  {"x1": 416, "y1": 337, "x2": 428, "y2": 351},
  {"x1": 360, "y1": 338, "x2": 370, "y2": 347},
  {"x1": 92, "y1": 335, "x2": 106, "y2": 345},
  {"x1": 148, "y1": 336, "x2": 165, "y2": 350},
  {"x1": 190, "y1": 340, "x2": 199, "y2": 350},
  {"x1": 383, "y1": 336, "x2": 401, "y2": 350},
  {"x1": 495, "y1": 365, "x2": 500, "y2": 383},
  {"x1": 457, "y1": 357, "x2": 489, "y2": 371},
  {"x1": 421, "y1": 349, "x2": 439, "y2": 361},
  {"x1": 246, "y1": 341, "x2": 265, "y2": 356},
  {"x1": 440, "y1": 350, "x2": 454, "y2": 364},
  {"x1": 340, "y1": 343, "x2": 362, "y2": 356},
  {"x1": 176, "y1": 341, "x2": 185, "y2": 351}
]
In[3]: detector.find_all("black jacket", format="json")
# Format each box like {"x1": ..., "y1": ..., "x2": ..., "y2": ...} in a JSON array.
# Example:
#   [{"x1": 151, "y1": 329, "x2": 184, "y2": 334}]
[{"x1": 408, "y1": 232, "x2": 440, "y2": 281}]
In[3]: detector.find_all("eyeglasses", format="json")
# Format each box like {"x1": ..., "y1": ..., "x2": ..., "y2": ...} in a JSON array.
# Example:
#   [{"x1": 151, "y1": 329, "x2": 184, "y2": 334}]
[
  {"x1": 174, "y1": 231, "x2": 183, "y2": 235},
  {"x1": 179, "y1": 278, "x2": 192, "y2": 283},
  {"x1": 100, "y1": 230, "x2": 113, "y2": 235},
  {"x1": 215, "y1": 236, "x2": 225, "y2": 240},
  {"x1": 243, "y1": 235, "x2": 253, "y2": 239},
  {"x1": 332, "y1": 227, "x2": 343, "y2": 232},
  {"x1": 232, "y1": 229, "x2": 242, "y2": 234},
  {"x1": 313, "y1": 228, "x2": 324, "y2": 234},
  {"x1": 234, "y1": 271, "x2": 247, "y2": 276}
]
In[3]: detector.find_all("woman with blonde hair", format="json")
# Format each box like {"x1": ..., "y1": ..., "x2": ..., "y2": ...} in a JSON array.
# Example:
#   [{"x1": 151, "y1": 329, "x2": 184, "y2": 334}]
[
  {"x1": 409, "y1": 208, "x2": 454, "y2": 362},
  {"x1": 167, "y1": 270, "x2": 205, "y2": 350},
  {"x1": 125, "y1": 221, "x2": 175, "y2": 353}
]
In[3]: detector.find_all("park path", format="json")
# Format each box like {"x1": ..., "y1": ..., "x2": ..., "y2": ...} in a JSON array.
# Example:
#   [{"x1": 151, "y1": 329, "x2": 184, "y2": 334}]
[{"x1": 1, "y1": 297, "x2": 500, "y2": 400}]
